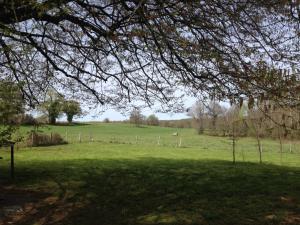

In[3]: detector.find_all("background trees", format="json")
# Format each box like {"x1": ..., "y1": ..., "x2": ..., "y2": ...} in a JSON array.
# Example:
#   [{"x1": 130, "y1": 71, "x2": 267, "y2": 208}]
[
  {"x1": 187, "y1": 101, "x2": 206, "y2": 134},
  {"x1": 129, "y1": 108, "x2": 145, "y2": 127},
  {"x1": 147, "y1": 114, "x2": 159, "y2": 126},
  {"x1": 206, "y1": 102, "x2": 227, "y2": 134},
  {"x1": 188, "y1": 100, "x2": 227, "y2": 135},
  {"x1": 39, "y1": 91, "x2": 81, "y2": 124},
  {"x1": 63, "y1": 100, "x2": 82, "y2": 124},
  {"x1": 40, "y1": 92, "x2": 64, "y2": 125},
  {"x1": 186, "y1": 97, "x2": 300, "y2": 150}
]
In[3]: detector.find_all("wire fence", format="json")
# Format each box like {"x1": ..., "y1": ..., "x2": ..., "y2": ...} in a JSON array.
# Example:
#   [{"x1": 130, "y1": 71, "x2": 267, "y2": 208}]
[{"x1": 55, "y1": 130, "x2": 300, "y2": 154}]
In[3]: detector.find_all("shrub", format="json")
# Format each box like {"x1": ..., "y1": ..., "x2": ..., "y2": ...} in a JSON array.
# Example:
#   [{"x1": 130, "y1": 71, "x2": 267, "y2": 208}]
[
  {"x1": 20, "y1": 114, "x2": 37, "y2": 125},
  {"x1": 103, "y1": 118, "x2": 110, "y2": 123},
  {"x1": 26, "y1": 131, "x2": 67, "y2": 147},
  {"x1": 129, "y1": 108, "x2": 145, "y2": 127},
  {"x1": 147, "y1": 114, "x2": 159, "y2": 126},
  {"x1": 36, "y1": 115, "x2": 49, "y2": 124}
]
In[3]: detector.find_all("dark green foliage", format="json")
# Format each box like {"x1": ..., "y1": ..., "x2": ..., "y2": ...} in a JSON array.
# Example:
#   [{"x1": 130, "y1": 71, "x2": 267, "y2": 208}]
[
  {"x1": 0, "y1": 81, "x2": 24, "y2": 143},
  {"x1": 62, "y1": 100, "x2": 82, "y2": 123},
  {"x1": 48, "y1": 100, "x2": 62, "y2": 125},
  {"x1": 103, "y1": 118, "x2": 110, "y2": 123},
  {"x1": 40, "y1": 91, "x2": 64, "y2": 125},
  {"x1": 0, "y1": 125, "x2": 17, "y2": 144},
  {"x1": 0, "y1": 81, "x2": 24, "y2": 123}
]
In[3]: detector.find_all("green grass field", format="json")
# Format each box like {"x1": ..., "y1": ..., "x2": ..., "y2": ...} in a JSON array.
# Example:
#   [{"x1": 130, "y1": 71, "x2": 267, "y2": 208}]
[{"x1": 1, "y1": 123, "x2": 300, "y2": 225}]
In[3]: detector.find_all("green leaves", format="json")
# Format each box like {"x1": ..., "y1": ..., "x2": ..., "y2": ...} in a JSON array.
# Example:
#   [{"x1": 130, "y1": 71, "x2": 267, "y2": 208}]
[
  {"x1": 0, "y1": 81, "x2": 24, "y2": 143},
  {"x1": 62, "y1": 100, "x2": 82, "y2": 123}
]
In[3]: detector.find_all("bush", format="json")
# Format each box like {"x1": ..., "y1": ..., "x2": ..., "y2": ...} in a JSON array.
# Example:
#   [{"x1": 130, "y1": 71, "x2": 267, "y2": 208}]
[
  {"x1": 7, "y1": 114, "x2": 37, "y2": 126},
  {"x1": 103, "y1": 118, "x2": 110, "y2": 123},
  {"x1": 26, "y1": 131, "x2": 67, "y2": 147},
  {"x1": 36, "y1": 115, "x2": 48, "y2": 124},
  {"x1": 147, "y1": 114, "x2": 159, "y2": 126},
  {"x1": 20, "y1": 114, "x2": 37, "y2": 125}
]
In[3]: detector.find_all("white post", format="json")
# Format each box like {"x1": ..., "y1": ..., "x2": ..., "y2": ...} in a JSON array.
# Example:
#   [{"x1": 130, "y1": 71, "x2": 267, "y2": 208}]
[
  {"x1": 136, "y1": 135, "x2": 138, "y2": 144},
  {"x1": 157, "y1": 136, "x2": 160, "y2": 145},
  {"x1": 179, "y1": 137, "x2": 182, "y2": 147}
]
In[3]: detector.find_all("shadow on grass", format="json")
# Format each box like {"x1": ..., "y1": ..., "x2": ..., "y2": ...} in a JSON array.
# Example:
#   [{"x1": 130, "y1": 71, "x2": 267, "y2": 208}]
[{"x1": 1, "y1": 159, "x2": 300, "y2": 225}]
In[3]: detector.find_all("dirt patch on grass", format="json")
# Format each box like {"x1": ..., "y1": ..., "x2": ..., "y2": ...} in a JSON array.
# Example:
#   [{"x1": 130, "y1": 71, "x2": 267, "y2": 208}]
[
  {"x1": 0, "y1": 187, "x2": 51, "y2": 225},
  {"x1": 0, "y1": 187, "x2": 48, "y2": 224},
  {"x1": 281, "y1": 213, "x2": 300, "y2": 225},
  {"x1": 0, "y1": 186, "x2": 87, "y2": 225}
]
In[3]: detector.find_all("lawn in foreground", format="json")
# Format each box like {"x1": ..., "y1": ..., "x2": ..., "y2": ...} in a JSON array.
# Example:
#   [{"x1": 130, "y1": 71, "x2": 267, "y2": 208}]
[{"x1": 1, "y1": 142, "x2": 300, "y2": 225}]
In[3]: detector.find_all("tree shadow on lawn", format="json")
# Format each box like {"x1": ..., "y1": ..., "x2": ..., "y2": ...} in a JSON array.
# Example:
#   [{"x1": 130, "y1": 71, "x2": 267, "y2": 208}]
[{"x1": 1, "y1": 159, "x2": 300, "y2": 225}]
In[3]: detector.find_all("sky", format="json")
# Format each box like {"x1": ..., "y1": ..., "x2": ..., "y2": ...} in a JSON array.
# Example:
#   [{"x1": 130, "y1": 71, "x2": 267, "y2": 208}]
[
  {"x1": 78, "y1": 108, "x2": 190, "y2": 122},
  {"x1": 34, "y1": 94, "x2": 230, "y2": 122},
  {"x1": 56, "y1": 95, "x2": 231, "y2": 122},
  {"x1": 62, "y1": 96, "x2": 197, "y2": 122}
]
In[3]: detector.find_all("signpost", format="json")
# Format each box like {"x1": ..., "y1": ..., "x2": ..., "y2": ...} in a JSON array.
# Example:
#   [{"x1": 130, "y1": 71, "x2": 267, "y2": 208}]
[{"x1": 0, "y1": 141, "x2": 15, "y2": 179}]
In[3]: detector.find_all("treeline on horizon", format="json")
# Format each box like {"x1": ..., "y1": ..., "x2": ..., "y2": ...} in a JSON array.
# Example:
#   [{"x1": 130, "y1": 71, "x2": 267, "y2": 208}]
[
  {"x1": 9, "y1": 100, "x2": 300, "y2": 142},
  {"x1": 119, "y1": 101, "x2": 300, "y2": 141}
]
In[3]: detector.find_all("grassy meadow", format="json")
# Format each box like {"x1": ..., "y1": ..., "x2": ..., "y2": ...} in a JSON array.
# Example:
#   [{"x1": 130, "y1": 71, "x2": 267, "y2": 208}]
[{"x1": 1, "y1": 123, "x2": 300, "y2": 225}]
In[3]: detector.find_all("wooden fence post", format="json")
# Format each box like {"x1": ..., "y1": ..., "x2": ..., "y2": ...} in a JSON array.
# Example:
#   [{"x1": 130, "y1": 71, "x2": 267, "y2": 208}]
[
  {"x1": 65, "y1": 130, "x2": 68, "y2": 142},
  {"x1": 10, "y1": 144, "x2": 14, "y2": 179},
  {"x1": 31, "y1": 132, "x2": 34, "y2": 147},
  {"x1": 179, "y1": 137, "x2": 182, "y2": 148}
]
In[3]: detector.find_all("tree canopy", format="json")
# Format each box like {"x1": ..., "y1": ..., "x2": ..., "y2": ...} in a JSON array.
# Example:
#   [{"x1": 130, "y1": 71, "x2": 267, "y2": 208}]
[
  {"x1": 63, "y1": 100, "x2": 82, "y2": 123},
  {"x1": 39, "y1": 91, "x2": 64, "y2": 124},
  {"x1": 0, "y1": 81, "x2": 24, "y2": 143},
  {"x1": 0, "y1": 1, "x2": 300, "y2": 109},
  {"x1": 129, "y1": 108, "x2": 144, "y2": 126}
]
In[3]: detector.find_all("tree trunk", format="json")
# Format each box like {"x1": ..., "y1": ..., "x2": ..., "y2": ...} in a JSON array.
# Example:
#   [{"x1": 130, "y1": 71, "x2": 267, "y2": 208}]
[
  {"x1": 67, "y1": 114, "x2": 73, "y2": 124},
  {"x1": 256, "y1": 133, "x2": 262, "y2": 164},
  {"x1": 197, "y1": 118, "x2": 204, "y2": 134},
  {"x1": 49, "y1": 116, "x2": 56, "y2": 125},
  {"x1": 279, "y1": 127, "x2": 283, "y2": 165}
]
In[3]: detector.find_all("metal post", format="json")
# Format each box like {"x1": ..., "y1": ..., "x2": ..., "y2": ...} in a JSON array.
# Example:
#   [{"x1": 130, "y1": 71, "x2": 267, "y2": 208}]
[{"x1": 10, "y1": 144, "x2": 14, "y2": 179}]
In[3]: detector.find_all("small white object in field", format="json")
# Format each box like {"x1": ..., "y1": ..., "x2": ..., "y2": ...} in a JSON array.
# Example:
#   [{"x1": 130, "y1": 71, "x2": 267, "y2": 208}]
[{"x1": 172, "y1": 132, "x2": 178, "y2": 136}]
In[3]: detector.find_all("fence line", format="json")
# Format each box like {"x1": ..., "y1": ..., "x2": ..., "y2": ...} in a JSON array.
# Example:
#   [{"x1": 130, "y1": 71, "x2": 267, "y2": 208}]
[{"x1": 59, "y1": 131, "x2": 300, "y2": 154}]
